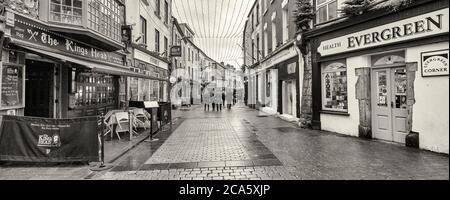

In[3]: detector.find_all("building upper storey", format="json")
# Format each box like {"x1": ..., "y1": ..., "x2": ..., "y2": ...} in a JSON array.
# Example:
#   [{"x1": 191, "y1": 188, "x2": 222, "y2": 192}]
[
  {"x1": 243, "y1": 0, "x2": 298, "y2": 68},
  {"x1": 127, "y1": 0, "x2": 172, "y2": 58},
  {"x1": 2, "y1": 0, "x2": 127, "y2": 51}
]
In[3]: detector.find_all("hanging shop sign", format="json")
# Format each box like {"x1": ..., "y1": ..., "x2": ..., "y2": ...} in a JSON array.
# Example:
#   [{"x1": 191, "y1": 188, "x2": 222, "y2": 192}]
[
  {"x1": 170, "y1": 46, "x2": 182, "y2": 57},
  {"x1": 8, "y1": 12, "x2": 125, "y2": 66},
  {"x1": 0, "y1": 116, "x2": 99, "y2": 162},
  {"x1": 318, "y1": 8, "x2": 449, "y2": 57},
  {"x1": 421, "y1": 49, "x2": 449, "y2": 77},
  {"x1": 0, "y1": 62, "x2": 25, "y2": 109},
  {"x1": 287, "y1": 63, "x2": 296, "y2": 74}
]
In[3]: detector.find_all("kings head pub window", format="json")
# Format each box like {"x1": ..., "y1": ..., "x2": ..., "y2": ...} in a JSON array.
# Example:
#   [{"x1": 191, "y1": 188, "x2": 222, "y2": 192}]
[
  {"x1": 69, "y1": 68, "x2": 116, "y2": 110},
  {"x1": 322, "y1": 60, "x2": 348, "y2": 112}
]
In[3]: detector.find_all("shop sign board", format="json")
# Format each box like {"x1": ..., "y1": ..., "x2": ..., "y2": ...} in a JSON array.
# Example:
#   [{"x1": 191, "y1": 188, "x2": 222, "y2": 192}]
[
  {"x1": 8, "y1": 13, "x2": 125, "y2": 66},
  {"x1": 135, "y1": 49, "x2": 169, "y2": 70},
  {"x1": 421, "y1": 49, "x2": 449, "y2": 77},
  {"x1": 260, "y1": 46, "x2": 297, "y2": 71},
  {"x1": 318, "y1": 8, "x2": 449, "y2": 57},
  {"x1": 287, "y1": 63, "x2": 296, "y2": 74},
  {"x1": 170, "y1": 46, "x2": 182, "y2": 57},
  {"x1": 0, "y1": 62, "x2": 25, "y2": 109}
]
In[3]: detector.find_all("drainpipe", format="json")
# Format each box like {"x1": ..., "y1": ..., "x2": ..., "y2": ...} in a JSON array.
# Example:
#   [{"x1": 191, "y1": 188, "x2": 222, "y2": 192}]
[{"x1": 293, "y1": 39, "x2": 305, "y2": 127}]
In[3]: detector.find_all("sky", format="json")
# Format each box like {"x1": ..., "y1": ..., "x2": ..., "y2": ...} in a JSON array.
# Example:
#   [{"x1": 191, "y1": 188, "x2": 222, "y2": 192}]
[{"x1": 172, "y1": 0, "x2": 256, "y2": 69}]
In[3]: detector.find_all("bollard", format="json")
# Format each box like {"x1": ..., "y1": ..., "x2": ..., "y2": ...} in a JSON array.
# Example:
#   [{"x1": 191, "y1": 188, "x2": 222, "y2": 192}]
[
  {"x1": 99, "y1": 113, "x2": 105, "y2": 167},
  {"x1": 90, "y1": 113, "x2": 113, "y2": 171},
  {"x1": 145, "y1": 108, "x2": 159, "y2": 142},
  {"x1": 129, "y1": 110, "x2": 133, "y2": 142}
]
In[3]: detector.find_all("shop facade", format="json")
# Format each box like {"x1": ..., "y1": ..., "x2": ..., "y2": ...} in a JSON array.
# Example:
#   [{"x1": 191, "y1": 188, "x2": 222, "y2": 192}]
[
  {"x1": 0, "y1": 8, "x2": 134, "y2": 119},
  {"x1": 256, "y1": 44, "x2": 301, "y2": 120},
  {"x1": 306, "y1": 0, "x2": 449, "y2": 153},
  {"x1": 127, "y1": 46, "x2": 169, "y2": 105}
]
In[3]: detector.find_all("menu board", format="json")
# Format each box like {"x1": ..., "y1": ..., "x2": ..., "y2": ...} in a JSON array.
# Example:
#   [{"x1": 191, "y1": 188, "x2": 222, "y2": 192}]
[{"x1": 1, "y1": 63, "x2": 24, "y2": 108}]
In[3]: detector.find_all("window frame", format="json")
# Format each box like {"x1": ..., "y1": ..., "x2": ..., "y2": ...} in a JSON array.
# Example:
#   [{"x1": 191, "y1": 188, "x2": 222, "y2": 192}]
[
  {"x1": 164, "y1": 36, "x2": 168, "y2": 55},
  {"x1": 271, "y1": 20, "x2": 277, "y2": 52},
  {"x1": 321, "y1": 60, "x2": 348, "y2": 113},
  {"x1": 282, "y1": 7, "x2": 289, "y2": 43},
  {"x1": 49, "y1": 0, "x2": 83, "y2": 26},
  {"x1": 155, "y1": 0, "x2": 161, "y2": 18},
  {"x1": 140, "y1": 16, "x2": 147, "y2": 44},
  {"x1": 87, "y1": 0, "x2": 124, "y2": 42},
  {"x1": 155, "y1": 29, "x2": 160, "y2": 52},
  {"x1": 256, "y1": 35, "x2": 260, "y2": 61},
  {"x1": 316, "y1": 0, "x2": 338, "y2": 24},
  {"x1": 164, "y1": 0, "x2": 169, "y2": 24},
  {"x1": 256, "y1": 4, "x2": 260, "y2": 25},
  {"x1": 70, "y1": 70, "x2": 117, "y2": 109}
]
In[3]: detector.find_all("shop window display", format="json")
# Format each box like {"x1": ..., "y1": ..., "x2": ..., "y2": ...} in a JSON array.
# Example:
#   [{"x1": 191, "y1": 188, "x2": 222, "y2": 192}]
[
  {"x1": 70, "y1": 69, "x2": 116, "y2": 109},
  {"x1": 322, "y1": 61, "x2": 348, "y2": 112},
  {"x1": 376, "y1": 71, "x2": 388, "y2": 107},
  {"x1": 394, "y1": 68, "x2": 407, "y2": 109},
  {"x1": 152, "y1": 73, "x2": 160, "y2": 101}
]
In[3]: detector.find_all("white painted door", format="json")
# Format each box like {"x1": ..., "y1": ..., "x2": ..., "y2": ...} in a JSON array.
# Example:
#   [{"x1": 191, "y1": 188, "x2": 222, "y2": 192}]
[
  {"x1": 372, "y1": 69, "x2": 393, "y2": 141},
  {"x1": 283, "y1": 80, "x2": 295, "y2": 116},
  {"x1": 391, "y1": 68, "x2": 409, "y2": 143},
  {"x1": 372, "y1": 67, "x2": 408, "y2": 143},
  {"x1": 287, "y1": 81, "x2": 293, "y2": 115}
]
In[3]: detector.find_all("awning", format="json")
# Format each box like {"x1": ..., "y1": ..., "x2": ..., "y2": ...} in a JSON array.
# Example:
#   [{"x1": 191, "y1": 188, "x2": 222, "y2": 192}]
[{"x1": 14, "y1": 44, "x2": 168, "y2": 82}]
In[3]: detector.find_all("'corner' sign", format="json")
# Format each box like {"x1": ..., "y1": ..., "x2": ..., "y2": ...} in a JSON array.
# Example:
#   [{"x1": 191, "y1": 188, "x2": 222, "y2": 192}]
[
  {"x1": 421, "y1": 49, "x2": 449, "y2": 77},
  {"x1": 318, "y1": 8, "x2": 449, "y2": 57}
]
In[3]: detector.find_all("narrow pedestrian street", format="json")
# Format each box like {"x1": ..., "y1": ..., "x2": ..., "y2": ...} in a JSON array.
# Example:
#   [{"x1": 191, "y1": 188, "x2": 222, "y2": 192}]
[
  {"x1": 1, "y1": 104, "x2": 448, "y2": 180},
  {"x1": 87, "y1": 104, "x2": 448, "y2": 180}
]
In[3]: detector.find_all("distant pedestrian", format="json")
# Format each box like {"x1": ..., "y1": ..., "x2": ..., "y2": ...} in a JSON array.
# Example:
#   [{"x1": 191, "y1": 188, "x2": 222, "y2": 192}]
[
  {"x1": 211, "y1": 88, "x2": 216, "y2": 111},
  {"x1": 233, "y1": 89, "x2": 237, "y2": 105},
  {"x1": 212, "y1": 90, "x2": 222, "y2": 112},
  {"x1": 204, "y1": 97, "x2": 210, "y2": 111},
  {"x1": 222, "y1": 92, "x2": 226, "y2": 107},
  {"x1": 226, "y1": 88, "x2": 233, "y2": 110}
]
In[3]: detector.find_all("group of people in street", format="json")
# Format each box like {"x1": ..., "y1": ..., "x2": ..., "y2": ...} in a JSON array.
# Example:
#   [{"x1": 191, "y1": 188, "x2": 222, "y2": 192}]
[{"x1": 203, "y1": 88, "x2": 236, "y2": 112}]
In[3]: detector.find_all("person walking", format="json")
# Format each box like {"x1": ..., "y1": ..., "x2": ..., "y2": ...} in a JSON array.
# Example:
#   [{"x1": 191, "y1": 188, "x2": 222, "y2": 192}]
[
  {"x1": 211, "y1": 88, "x2": 216, "y2": 111},
  {"x1": 222, "y1": 92, "x2": 226, "y2": 111},
  {"x1": 204, "y1": 90, "x2": 210, "y2": 111},
  {"x1": 217, "y1": 90, "x2": 223, "y2": 112},
  {"x1": 226, "y1": 88, "x2": 233, "y2": 110}
]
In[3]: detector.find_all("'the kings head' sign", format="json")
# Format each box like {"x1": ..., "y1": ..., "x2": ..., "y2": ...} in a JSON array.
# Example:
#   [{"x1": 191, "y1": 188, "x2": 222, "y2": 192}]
[{"x1": 8, "y1": 12, "x2": 125, "y2": 66}]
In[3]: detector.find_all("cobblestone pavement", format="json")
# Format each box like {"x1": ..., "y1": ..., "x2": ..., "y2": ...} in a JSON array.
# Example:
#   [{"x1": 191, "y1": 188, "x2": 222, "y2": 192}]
[
  {"x1": 1, "y1": 104, "x2": 447, "y2": 180},
  {"x1": 0, "y1": 163, "x2": 91, "y2": 180},
  {"x1": 145, "y1": 118, "x2": 251, "y2": 163},
  {"x1": 97, "y1": 104, "x2": 449, "y2": 180}
]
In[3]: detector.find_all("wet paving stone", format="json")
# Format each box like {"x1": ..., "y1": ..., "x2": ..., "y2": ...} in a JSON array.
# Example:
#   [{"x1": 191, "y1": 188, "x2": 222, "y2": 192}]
[
  {"x1": 94, "y1": 104, "x2": 449, "y2": 180},
  {"x1": 139, "y1": 163, "x2": 170, "y2": 171}
]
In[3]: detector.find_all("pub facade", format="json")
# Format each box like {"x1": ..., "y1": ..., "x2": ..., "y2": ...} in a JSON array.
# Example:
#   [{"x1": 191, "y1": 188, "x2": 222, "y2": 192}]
[
  {"x1": 305, "y1": 0, "x2": 449, "y2": 154},
  {"x1": 0, "y1": 0, "x2": 141, "y2": 118}
]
